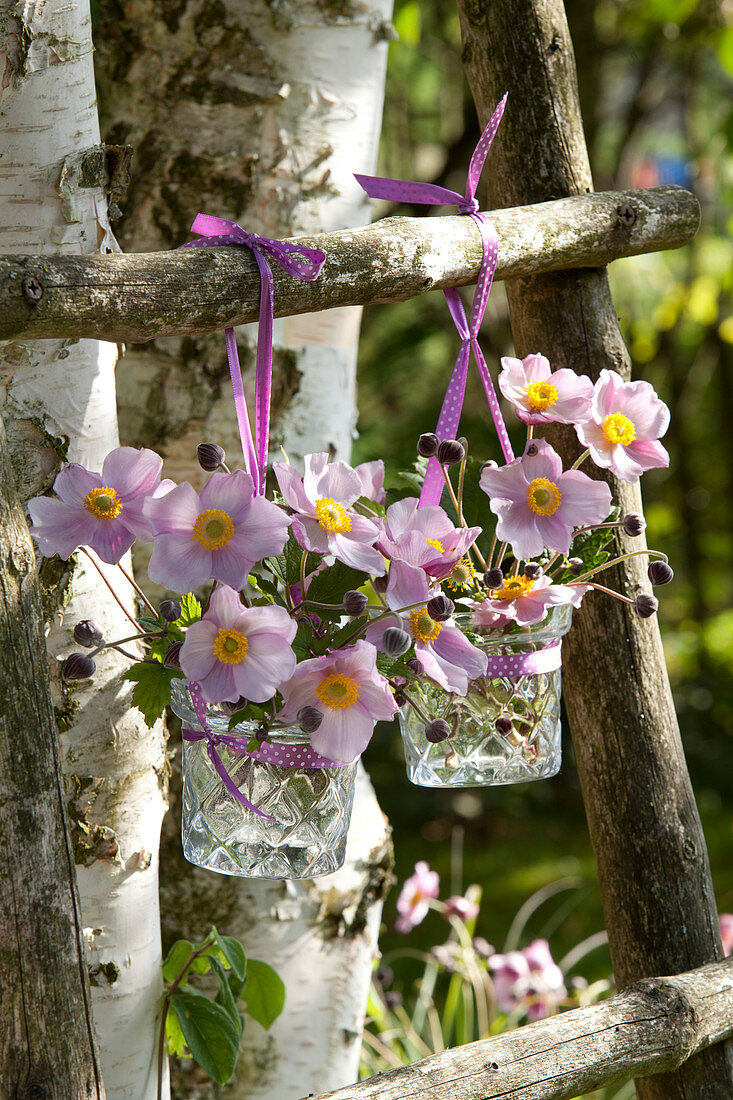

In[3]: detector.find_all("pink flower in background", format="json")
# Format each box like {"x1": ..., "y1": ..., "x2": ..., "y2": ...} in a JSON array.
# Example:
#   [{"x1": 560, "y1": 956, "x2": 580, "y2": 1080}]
[
  {"x1": 720, "y1": 914, "x2": 733, "y2": 956},
  {"x1": 378, "y1": 497, "x2": 481, "y2": 579},
  {"x1": 499, "y1": 353, "x2": 594, "y2": 426},
  {"x1": 443, "y1": 895, "x2": 480, "y2": 923},
  {"x1": 489, "y1": 939, "x2": 567, "y2": 1021},
  {"x1": 180, "y1": 585, "x2": 296, "y2": 704},
  {"x1": 480, "y1": 439, "x2": 612, "y2": 561},
  {"x1": 278, "y1": 640, "x2": 397, "y2": 763},
  {"x1": 354, "y1": 459, "x2": 386, "y2": 505},
  {"x1": 28, "y1": 446, "x2": 165, "y2": 564},
  {"x1": 145, "y1": 470, "x2": 289, "y2": 592},
  {"x1": 395, "y1": 861, "x2": 440, "y2": 933},
  {"x1": 366, "y1": 561, "x2": 487, "y2": 695},
  {"x1": 273, "y1": 453, "x2": 385, "y2": 575},
  {"x1": 576, "y1": 369, "x2": 670, "y2": 483},
  {"x1": 479, "y1": 573, "x2": 587, "y2": 627}
]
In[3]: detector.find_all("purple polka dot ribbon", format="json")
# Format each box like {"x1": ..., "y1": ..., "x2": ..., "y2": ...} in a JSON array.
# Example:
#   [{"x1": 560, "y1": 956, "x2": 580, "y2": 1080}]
[
  {"x1": 181, "y1": 682, "x2": 350, "y2": 820},
  {"x1": 484, "y1": 639, "x2": 562, "y2": 678},
  {"x1": 355, "y1": 94, "x2": 514, "y2": 507},
  {"x1": 181, "y1": 215, "x2": 326, "y2": 495}
]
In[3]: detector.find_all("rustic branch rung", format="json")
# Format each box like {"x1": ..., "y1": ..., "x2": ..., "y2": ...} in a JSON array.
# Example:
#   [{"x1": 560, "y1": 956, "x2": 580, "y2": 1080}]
[
  {"x1": 306, "y1": 958, "x2": 733, "y2": 1100},
  {"x1": 0, "y1": 185, "x2": 698, "y2": 344}
]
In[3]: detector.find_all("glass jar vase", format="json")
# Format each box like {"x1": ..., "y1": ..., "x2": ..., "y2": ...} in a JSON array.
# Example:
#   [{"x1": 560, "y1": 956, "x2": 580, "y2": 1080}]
[
  {"x1": 399, "y1": 604, "x2": 573, "y2": 788},
  {"x1": 170, "y1": 681, "x2": 358, "y2": 879}
]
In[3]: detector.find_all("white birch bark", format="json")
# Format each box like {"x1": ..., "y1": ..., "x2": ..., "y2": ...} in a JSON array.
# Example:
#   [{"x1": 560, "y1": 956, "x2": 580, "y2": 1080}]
[
  {"x1": 94, "y1": 2, "x2": 393, "y2": 1096},
  {"x1": 0, "y1": 4, "x2": 168, "y2": 1099}
]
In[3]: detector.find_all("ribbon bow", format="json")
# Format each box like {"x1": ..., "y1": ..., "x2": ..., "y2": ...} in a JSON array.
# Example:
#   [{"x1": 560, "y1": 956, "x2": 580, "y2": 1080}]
[
  {"x1": 181, "y1": 214, "x2": 326, "y2": 495},
  {"x1": 356, "y1": 94, "x2": 513, "y2": 507}
]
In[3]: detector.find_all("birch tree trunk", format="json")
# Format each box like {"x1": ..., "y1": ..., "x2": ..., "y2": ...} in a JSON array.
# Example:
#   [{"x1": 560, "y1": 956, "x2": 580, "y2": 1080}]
[
  {"x1": 93, "y1": 3, "x2": 394, "y2": 1096},
  {"x1": 0, "y1": 5, "x2": 168, "y2": 1099}
]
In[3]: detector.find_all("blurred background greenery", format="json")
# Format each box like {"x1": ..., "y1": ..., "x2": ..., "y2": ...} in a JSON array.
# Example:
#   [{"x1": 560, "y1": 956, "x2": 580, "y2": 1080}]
[{"x1": 356, "y1": 0, "x2": 733, "y2": 1078}]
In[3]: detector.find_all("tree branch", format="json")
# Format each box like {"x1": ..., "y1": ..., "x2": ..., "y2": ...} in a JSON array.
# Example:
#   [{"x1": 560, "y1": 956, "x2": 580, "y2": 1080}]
[{"x1": 1, "y1": 186, "x2": 698, "y2": 343}]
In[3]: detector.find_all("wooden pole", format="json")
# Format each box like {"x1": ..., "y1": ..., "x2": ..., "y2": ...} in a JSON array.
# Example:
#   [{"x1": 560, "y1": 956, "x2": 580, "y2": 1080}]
[
  {"x1": 0, "y1": 411, "x2": 106, "y2": 1099},
  {"x1": 306, "y1": 958, "x2": 733, "y2": 1100},
  {"x1": 455, "y1": 1, "x2": 733, "y2": 1096},
  {"x1": 0, "y1": 186, "x2": 698, "y2": 343}
]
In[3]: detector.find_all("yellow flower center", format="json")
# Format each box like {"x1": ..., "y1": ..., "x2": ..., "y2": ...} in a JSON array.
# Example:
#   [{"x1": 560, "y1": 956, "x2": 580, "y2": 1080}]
[
  {"x1": 192, "y1": 508, "x2": 235, "y2": 550},
  {"x1": 445, "y1": 557, "x2": 478, "y2": 590},
  {"x1": 492, "y1": 576, "x2": 535, "y2": 602},
  {"x1": 526, "y1": 477, "x2": 562, "y2": 516},
  {"x1": 84, "y1": 486, "x2": 123, "y2": 520},
  {"x1": 425, "y1": 537, "x2": 444, "y2": 553},
  {"x1": 602, "y1": 412, "x2": 637, "y2": 446},
  {"x1": 525, "y1": 380, "x2": 559, "y2": 411},
  {"x1": 409, "y1": 606, "x2": 442, "y2": 644},
  {"x1": 213, "y1": 628, "x2": 249, "y2": 665},
  {"x1": 316, "y1": 672, "x2": 360, "y2": 711},
  {"x1": 315, "y1": 497, "x2": 351, "y2": 534}
]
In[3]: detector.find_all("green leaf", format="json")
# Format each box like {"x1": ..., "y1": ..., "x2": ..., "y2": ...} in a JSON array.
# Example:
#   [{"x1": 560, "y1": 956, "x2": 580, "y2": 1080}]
[
  {"x1": 119, "y1": 661, "x2": 181, "y2": 726},
  {"x1": 292, "y1": 619, "x2": 313, "y2": 660},
  {"x1": 162, "y1": 939, "x2": 212, "y2": 983},
  {"x1": 165, "y1": 1004, "x2": 189, "y2": 1058},
  {"x1": 227, "y1": 702, "x2": 267, "y2": 731},
  {"x1": 210, "y1": 928, "x2": 248, "y2": 988},
  {"x1": 209, "y1": 956, "x2": 245, "y2": 1036},
  {"x1": 242, "y1": 959, "x2": 285, "y2": 1030},
  {"x1": 169, "y1": 992, "x2": 241, "y2": 1085},
  {"x1": 306, "y1": 560, "x2": 368, "y2": 608},
  {"x1": 177, "y1": 592, "x2": 202, "y2": 628}
]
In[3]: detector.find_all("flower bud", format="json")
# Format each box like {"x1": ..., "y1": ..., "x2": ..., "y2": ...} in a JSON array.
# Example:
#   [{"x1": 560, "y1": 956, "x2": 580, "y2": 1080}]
[
  {"x1": 523, "y1": 562, "x2": 542, "y2": 579},
  {"x1": 382, "y1": 627, "x2": 412, "y2": 658},
  {"x1": 622, "y1": 512, "x2": 646, "y2": 537},
  {"x1": 417, "y1": 432, "x2": 439, "y2": 458},
  {"x1": 405, "y1": 658, "x2": 421, "y2": 675},
  {"x1": 62, "y1": 652, "x2": 96, "y2": 680},
  {"x1": 427, "y1": 595, "x2": 454, "y2": 622},
  {"x1": 343, "y1": 589, "x2": 368, "y2": 616},
  {"x1": 495, "y1": 716, "x2": 514, "y2": 735},
  {"x1": 73, "y1": 619, "x2": 104, "y2": 648},
  {"x1": 437, "y1": 439, "x2": 465, "y2": 466},
  {"x1": 372, "y1": 574, "x2": 389, "y2": 594},
  {"x1": 525, "y1": 443, "x2": 539, "y2": 457},
  {"x1": 297, "y1": 706, "x2": 324, "y2": 734},
  {"x1": 159, "y1": 598, "x2": 181, "y2": 623},
  {"x1": 480, "y1": 460, "x2": 498, "y2": 473},
  {"x1": 483, "y1": 567, "x2": 504, "y2": 589},
  {"x1": 220, "y1": 696, "x2": 247, "y2": 716},
  {"x1": 566, "y1": 557, "x2": 584, "y2": 576},
  {"x1": 425, "y1": 718, "x2": 451, "y2": 743},
  {"x1": 648, "y1": 560, "x2": 674, "y2": 586},
  {"x1": 197, "y1": 442, "x2": 226, "y2": 472},
  {"x1": 634, "y1": 593, "x2": 659, "y2": 618},
  {"x1": 393, "y1": 690, "x2": 407, "y2": 707},
  {"x1": 385, "y1": 990, "x2": 403, "y2": 1009},
  {"x1": 163, "y1": 641, "x2": 183, "y2": 669},
  {"x1": 375, "y1": 964, "x2": 394, "y2": 987}
]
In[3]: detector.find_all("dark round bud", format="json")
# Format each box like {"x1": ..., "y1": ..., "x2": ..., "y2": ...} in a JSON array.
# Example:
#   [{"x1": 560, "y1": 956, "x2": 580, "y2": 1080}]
[
  {"x1": 372, "y1": 574, "x2": 389, "y2": 594},
  {"x1": 73, "y1": 619, "x2": 104, "y2": 648},
  {"x1": 480, "y1": 460, "x2": 498, "y2": 473},
  {"x1": 634, "y1": 593, "x2": 659, "y2": 618},
  {"x1": 523, "y1": 562, "x2": 542, "y2": 579},
  {"x1": 483, "y1": 568, "x2": 504, "y2": 589},
  {"x1": 158, "y1": 599, "x2": 181, "y2": 623},
  {"x1": 495, "y1": 716, "x2": 514, "y2": 735},
  {"x1": 163, "y1": 641, "x2": 183, "y2": 669},
  {"x1": 437, "y1": 438, "x2": 465, "y2": 466},
  {"x1": 427, "y1": 595, "x2": 454, "y2": 622},
  {"x1": 197, "y1": 442, "x2": 226, "y2": 472},
  {"x1": 425, "y1": 718, "x2": 451, "y2": 743},
  {"x1": 566, "y1": 557, "x2": 584, "y2": 576},
  {"x1": 220, "y1": 696, "x2": 248, "y2": 716},
  {"x1": 297, "y1": 706, "x2": 324, "y2": 734},
  {"x1": 343, "y1": 589, "x2": 368, "y2": 616},
  {"x1": 382, "y1": 627, "x2": 412, "y2": 658},
  {"x1": 405, "y1": 658, "x2": 421, "y2": 675},
  {"x1": 62, "y1": 652, "x2": 96, "y2": 680},
  {"x1": 648, "y1": 560, "x2": 674, "y2": 586},
  {"x1": 385, "y1": 990, "x2": 403, "y2": 1009},
  {"x1": 525, "y1": 443, "x2": 539, "y2": 457},
  {"x1": 622, "y1": 512, "x2": 646, "y2": 537},
  {"x1": 374, "y1": 964, "x2": 394, "y2": 987},
  {"x1": 393, "y1": 691, "x2": 407, "y2": 707},
  {"x1": 417, "y1": 432, "x2": 439, "y2": 458}
]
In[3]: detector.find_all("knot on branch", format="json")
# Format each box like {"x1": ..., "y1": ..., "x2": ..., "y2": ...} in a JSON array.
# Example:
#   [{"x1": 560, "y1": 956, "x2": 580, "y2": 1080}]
[{"x1": 628, "y1": 976, "x2": 700, "y2": 1067}]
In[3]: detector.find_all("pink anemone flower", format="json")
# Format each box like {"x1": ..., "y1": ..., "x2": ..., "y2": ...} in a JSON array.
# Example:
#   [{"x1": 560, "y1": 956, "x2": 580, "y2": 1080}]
[
  {"x1": 28, "y1": 446, "x2": 166, "y2": 565},
  {"x1": 499, "y1": 353, "x2": 594, "y2": 426},
  {"x1": 395, "y1": 861, "x2": 440, "y2": 933},
  {"x1": 180, "y1": 585, "x2": 296, "y2": 704},
  {"x1": 489, "y1": 939, "x2": 567, "y2": 1021},
  {"x1": 277, "y1": 640, "x2": 397, "y2": 763},
  {"x1": 366, "y1": 561, "x2": 487, "y2": 694},
  {"x1": 576, "y1": 369, "x2": 670, "y2": 482},
  {"x1": 144, "y1": 470, "x2": 290, "y2": 593},
  {"x1": 443, "y1": 895, "x2": 480, "y2": 923},
  {"x1": 476, "y1": 573, "x2": 587, "y2": 628},
  {"x1": 273, "y1": 453, "x2": 385, "y2": 575},
  {"x1": 378, "y1": 497, "x2": 481, "y2": 580},
  {"x1": 720, "y1": 914, "x2": 733, "y2": 957},
  {"x1": 480, "y1": 440, "x2": 612, "y2": 561},
  {"x1": 353, "y1": 459, "x2": 386, "y2": 505}
]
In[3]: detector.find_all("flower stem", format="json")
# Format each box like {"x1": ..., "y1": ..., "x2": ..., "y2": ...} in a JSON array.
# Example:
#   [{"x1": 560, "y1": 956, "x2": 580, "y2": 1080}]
[
  {"x1": 441, "y1": 464, "x2": 464, "y2": 525},
  {"x1": 574, "y1": 580, "x2": 635, "y2": 606},
  {"x1": 157, "y1": 937, "x2": 215, "y2": 1100},
  {"x1": 79, "y1": 548, "x2": 139, "y2": 629},
  {"x1": 571, "y1": 448, "x2": 591, "y2": 470},
  {"x1": 570, "y1": 549, "x2": 668, "y2": 585},
  {"x1": 117, "y1": 560, "x2": 159, "y2": 617}
]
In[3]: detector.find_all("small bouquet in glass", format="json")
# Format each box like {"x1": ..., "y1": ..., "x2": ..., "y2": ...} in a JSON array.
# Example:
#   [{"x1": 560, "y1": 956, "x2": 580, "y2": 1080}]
[{"x1": 27, "y1": 351, "x2": 672, "y2": 875}]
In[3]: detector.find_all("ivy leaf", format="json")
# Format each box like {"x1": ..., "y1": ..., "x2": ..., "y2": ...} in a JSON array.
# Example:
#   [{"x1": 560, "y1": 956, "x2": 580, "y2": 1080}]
[
  {"x1": 242, "y1": 959, "x2": 285, "y2": 1030},
  {"x1": 169, "y1": 992, "x2": 241, "y2": 1085},
  {"x1": 119, "y1": 662, "x2": 181, "y2": 726}
]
